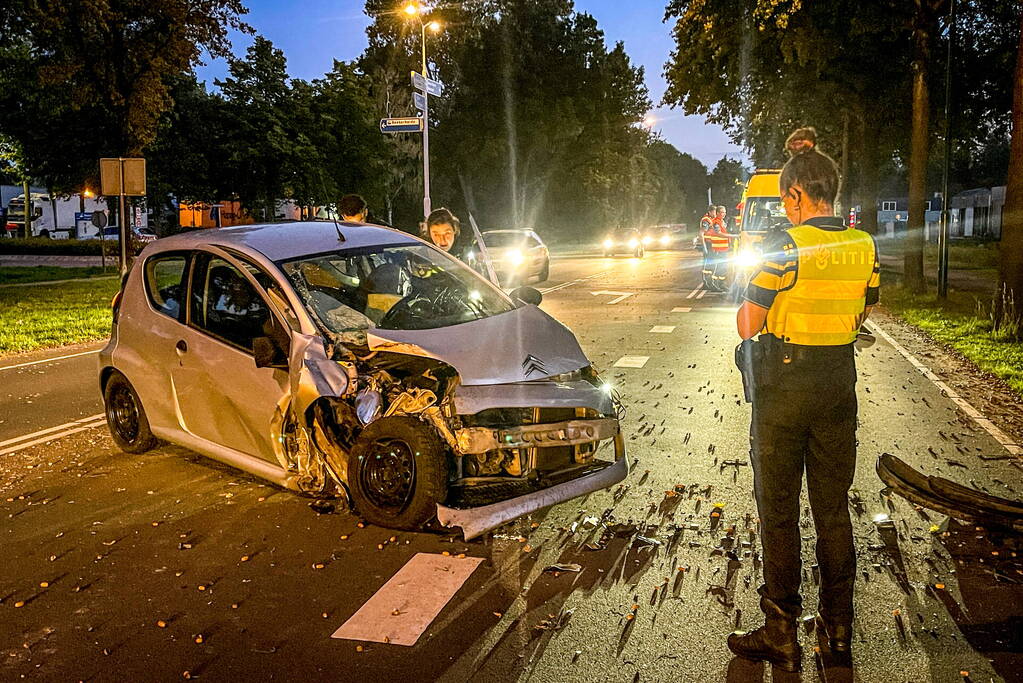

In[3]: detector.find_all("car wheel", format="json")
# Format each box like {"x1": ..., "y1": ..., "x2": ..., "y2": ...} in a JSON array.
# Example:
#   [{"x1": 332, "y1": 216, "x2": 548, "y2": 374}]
[
  {"x1": 40, "y1": 229, "x2": 50, "y2": 239},
  {"x1": 103, "y1": 371, "x2": 157, "y2": 453},
  {"x1": 347, "y1": 416, "x2": 449, "y2": 530},
  {"x1": 538, "y1": 260, "x2": 550, "y2": 282}
]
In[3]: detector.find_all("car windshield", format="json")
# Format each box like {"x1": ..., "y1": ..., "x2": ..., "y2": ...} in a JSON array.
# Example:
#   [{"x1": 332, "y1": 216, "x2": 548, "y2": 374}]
[
  {"x1": 482, "y1": 232, "x2": 528, "y2": 247},
  {"x1": 743, "y1": 198, "x2": 789, "y2": 234},
  {"x1": 281, "y1": 243, "x2": 516, "y2": 334}
]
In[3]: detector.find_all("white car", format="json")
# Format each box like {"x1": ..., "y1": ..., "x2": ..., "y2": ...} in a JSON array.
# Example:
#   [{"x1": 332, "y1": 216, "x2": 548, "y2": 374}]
[
  {"x1": 478, "y1": 230, "x2": 550, "y2": 285},
  {"x1": 99, "y1": 221, "x2": 626, "y2": 539}
]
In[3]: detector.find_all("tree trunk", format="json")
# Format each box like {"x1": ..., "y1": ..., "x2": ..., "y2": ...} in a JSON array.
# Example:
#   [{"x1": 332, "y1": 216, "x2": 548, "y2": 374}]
[
  {"x1": 856, "y1": 115, "x2": 880, "y2": 236},
  {"x1": 995, "y1": 10, "x2": 1023, "y2": 333},
  {"x1": 905, "y1": 19, "x2": 931, "y2": 292}
]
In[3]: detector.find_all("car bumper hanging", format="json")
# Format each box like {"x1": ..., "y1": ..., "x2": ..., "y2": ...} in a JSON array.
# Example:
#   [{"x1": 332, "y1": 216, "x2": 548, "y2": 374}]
[{"x1": 436, "y1": 434, "x2": 628, "y2": 540}]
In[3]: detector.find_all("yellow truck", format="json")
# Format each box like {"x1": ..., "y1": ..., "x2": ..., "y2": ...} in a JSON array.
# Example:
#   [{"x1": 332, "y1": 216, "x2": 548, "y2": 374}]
[{"x1": 728, "y1": 169, "x2": 789, "y2": 301}]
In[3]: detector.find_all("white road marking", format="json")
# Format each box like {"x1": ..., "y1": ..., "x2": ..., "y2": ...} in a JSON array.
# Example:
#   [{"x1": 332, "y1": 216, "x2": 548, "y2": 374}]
[
  {"x1": 332, "y1": 553, "x2": 484, "y2": 646},
  {"x1": 686, "y1": 288, "x2": 700, "y2": 299},
  {"x1": 0, "y1": 415, "x2": 106, "y2": 456},
  {"x1": 0, "y1": 348, "x2": 100, "y2": 372},
  {"x1": 538, "y1": 270, "x2": 608, "y2": 294},
  {"x1": 613, "y1": 355, "x2": 650, "y2": 369},
  {"x1": 649, "y1": 326, "x2": 676, "y2": 334},
  {"x1": 867, "y1": 321, "x2": 1022, "y2": 456},
  {"x1": 671, "y1": 307, "x2": 692, "y2": 313},
  {"x1": 591, "y1": 291, "x2": 634, "y2": 305},
  {"x1": 696, "y1": 290, "x2": 707, "y2": 299}
]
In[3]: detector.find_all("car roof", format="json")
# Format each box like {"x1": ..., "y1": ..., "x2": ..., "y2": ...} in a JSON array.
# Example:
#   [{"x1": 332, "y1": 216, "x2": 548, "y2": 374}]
[{"x1": 148, "y1": 221, "x2": 420, "y2": 261}]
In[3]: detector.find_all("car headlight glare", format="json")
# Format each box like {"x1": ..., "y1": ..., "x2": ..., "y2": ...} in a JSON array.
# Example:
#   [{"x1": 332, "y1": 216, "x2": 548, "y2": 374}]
[
  {"x1": 508, "y1": 248, "x2": 525, "y2": 266},
  {"x1": 602, "y1": 238, "x2": 613, "y2": 249},
  {"x1": 642, "y1": 236, "x2": 653, "y2": 245},
  {"x1": 628, "y1": 239, "x2": 639, "y2": 249},
  {"x1": 736, "y1": 249, "x2": 760, "y2": 269},
  {"x1": 660, "y1": 235, "x2": 671, "y2": 245}
]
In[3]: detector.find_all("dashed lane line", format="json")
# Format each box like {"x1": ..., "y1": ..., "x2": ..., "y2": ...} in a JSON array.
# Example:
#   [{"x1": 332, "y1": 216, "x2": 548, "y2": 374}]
[
  {"x1": 866, "y1": 320, "x2": 1022, "y2": 457},
  {"x1": 649, "y1": 326, "x2": 676, "y2": 334},
  {"x1": 671, "y1": 307, "x2": 692, "y2": 313},
  {"x1": 0, "y1": 413, "x2": 106, "y2": 456},
  {"x1": 686, "y1": 288, "x2": 700, "y2": 299},
  {"x1": 590, "y1": 291, "x2": 634, "y2": 305},
  {"x1": 696, "y1": 290, "x2": 707, "y2": 300},
  {"x1": 0, "y1": 348, "x2": 100, "y2": 372}
]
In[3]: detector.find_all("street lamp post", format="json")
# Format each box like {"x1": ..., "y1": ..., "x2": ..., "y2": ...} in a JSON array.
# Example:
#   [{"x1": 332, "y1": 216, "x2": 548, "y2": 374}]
[
  {"x1": 405, "y1": 4, "x2": 441, "y2": 219},
  {"x1": 937, "y1": 0, "x2": 957, "y2": 298}
]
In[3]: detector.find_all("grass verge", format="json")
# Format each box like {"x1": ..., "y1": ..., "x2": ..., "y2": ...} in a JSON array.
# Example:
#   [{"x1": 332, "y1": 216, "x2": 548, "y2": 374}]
[
  {"x1": 0, "y1": 266, "x2": 118, "y2": 284},
  {"x1": 0, "y1": 278, "x2": 118, "y2": 354},
  {"x1": 880, "y1": 276, "x2": 1023, "y2": 397}
]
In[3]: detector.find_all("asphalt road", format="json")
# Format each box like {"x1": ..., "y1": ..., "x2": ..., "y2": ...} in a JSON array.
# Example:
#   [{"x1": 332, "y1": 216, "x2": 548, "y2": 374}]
[{"x1": 2, "y1": 248, "x2": 1021, "y2": 682}]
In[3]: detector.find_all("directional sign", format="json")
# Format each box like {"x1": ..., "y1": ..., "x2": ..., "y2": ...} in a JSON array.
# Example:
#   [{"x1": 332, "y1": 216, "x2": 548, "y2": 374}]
[
  {"x1": 411, "y1": 71, "x2": 443, "y2": 97},
  {"x1": 413, "y1": 91, "x2": 427, "y2": 112},
  {"x1": 380, "y1": 117, "x2": 424, "y2": 134}
]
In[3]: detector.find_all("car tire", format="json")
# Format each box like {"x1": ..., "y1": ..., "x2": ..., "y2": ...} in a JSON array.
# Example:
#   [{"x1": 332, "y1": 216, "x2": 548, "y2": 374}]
[
  {"x1": 103, "y1": 371, "x2": 158, "y2": 454},
  {"x1": 347, "y1": 416, "x2": 449, "y2": 530},
  {"x1": 538, "y1": 260, "x2": 550, "y2": 282}
]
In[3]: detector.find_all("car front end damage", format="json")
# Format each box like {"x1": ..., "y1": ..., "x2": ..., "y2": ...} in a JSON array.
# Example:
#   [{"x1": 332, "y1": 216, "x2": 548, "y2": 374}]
[{"x1": 277, "y1": 325, "x2": 626, "y2": 540}]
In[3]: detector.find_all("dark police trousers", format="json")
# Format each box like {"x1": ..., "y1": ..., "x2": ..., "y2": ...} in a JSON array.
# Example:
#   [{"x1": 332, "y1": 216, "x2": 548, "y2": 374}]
[{"x1": 750, "y1": 342, "x2": 857, "y2": 624}]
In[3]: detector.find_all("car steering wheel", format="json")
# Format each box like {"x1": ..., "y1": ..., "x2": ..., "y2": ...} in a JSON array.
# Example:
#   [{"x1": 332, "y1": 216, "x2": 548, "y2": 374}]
[{"x1": 377, "y1": 294, "x2": 440, "y2": 329}]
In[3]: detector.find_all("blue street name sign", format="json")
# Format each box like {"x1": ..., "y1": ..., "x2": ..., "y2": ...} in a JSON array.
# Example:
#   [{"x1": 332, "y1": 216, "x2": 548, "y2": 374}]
[
  {"x1": 380, "y1": 117, "x2": 424, "y2": 133},
  {"x1": 413, "y1": 91, "x2": 427, "y2": 112},
  {"x1": 411, "y1": 71, "x2": 443, "y2": 97}
]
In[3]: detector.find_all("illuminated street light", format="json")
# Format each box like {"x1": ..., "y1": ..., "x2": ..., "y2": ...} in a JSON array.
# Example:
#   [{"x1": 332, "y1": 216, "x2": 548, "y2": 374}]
[{"x1": 404, "y1": 3, "x2": 444, "y2": 218}]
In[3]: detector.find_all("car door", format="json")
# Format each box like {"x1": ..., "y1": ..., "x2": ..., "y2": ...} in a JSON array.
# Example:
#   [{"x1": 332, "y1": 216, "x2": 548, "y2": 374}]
[{"x1": 171, "y1": 250, "x2": 291, "y2": 464}]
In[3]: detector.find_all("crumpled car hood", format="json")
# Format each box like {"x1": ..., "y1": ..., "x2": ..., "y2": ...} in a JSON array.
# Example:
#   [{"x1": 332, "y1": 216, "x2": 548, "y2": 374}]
[{"x1": 366, "y1": 305, "x2": 589, "y2": 386}]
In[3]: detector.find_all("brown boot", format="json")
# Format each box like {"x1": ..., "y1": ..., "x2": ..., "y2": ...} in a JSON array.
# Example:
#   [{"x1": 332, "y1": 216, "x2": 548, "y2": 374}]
[{"x1": 727, "y1": 600, "x2": 802, "y2": 672}]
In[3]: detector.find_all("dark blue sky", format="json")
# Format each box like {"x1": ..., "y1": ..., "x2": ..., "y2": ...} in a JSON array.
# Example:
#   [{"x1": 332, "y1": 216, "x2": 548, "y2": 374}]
[{"x1": 194, "y1": 1, "x2": 747, "y2": 168}]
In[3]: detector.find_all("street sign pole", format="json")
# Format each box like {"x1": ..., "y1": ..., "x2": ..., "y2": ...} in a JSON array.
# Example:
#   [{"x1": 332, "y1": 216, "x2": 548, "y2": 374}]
[
  {"x1": 118, "y1": 160, "x2": 128, "y2": 275},
  {"x1": 420, "y1": 27, "x2": 432, "y2": 219}
]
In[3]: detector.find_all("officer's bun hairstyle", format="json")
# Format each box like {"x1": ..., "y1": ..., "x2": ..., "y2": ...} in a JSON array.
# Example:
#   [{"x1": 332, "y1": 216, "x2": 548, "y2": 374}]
[
  {"x1": 785, "y1": 127, "x2": 817, "y2": 157},
  {"x1": 780, "y1": 143, "x2": 840, "y2": 207}
]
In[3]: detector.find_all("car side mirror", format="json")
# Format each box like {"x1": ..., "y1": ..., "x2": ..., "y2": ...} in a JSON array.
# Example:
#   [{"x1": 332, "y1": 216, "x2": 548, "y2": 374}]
[
  {"x1": 253, "y1": 334, "x2": 289, "y2": 369},
  {"x1": 511, "y1": 286, "x2": 542, "y2": 306}
]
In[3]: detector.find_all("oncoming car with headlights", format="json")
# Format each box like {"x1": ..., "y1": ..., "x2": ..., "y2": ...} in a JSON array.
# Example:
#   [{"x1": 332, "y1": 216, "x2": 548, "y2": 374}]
[
  {"x1": 601, "y1": 227, "x2": 645, "y2": 258},
  {"x1": 99, "y1": 221, "x2": 626, "y2": 540},
  {"x1": 478, "y1": 229, "x2": 550, "y2": 286}
]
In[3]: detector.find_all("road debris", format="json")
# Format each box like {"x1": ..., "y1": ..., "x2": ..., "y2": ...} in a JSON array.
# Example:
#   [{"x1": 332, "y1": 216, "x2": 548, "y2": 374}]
[{"x1": 543, "y1": 563, "x2": 583, "y2": 574}]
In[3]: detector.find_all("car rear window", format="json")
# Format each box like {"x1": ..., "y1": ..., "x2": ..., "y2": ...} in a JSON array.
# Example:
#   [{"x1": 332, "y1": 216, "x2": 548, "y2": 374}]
[{"x1": 144, "y1": 255, "x2": 187, "y2": 320}]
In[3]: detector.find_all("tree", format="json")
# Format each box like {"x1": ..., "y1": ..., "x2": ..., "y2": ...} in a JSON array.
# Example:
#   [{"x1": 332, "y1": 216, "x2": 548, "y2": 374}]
[
  {"x1": 995, "y1": 10, "x2": 1023, "y2": 336},
  {"x1": 708, "y1": 157, "x2": 748, "y2": 215},
  {"x1": 0, "y1": 0, "x2": 248, "y2": 195}
]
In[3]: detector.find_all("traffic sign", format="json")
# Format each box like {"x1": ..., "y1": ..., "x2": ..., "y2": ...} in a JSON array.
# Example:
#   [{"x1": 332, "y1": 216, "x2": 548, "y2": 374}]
[
  {"x1": 99, "y1": 157, "x2": 146, "y2": 196},
  {"x1": 380, "y1": 117, "x2": 424, "y2": 133},
  {"x1": 413, "y1": 91, "x2": 427, "y2": 112},
  {"x1": 411, "y1": 71, "x2": 443, "y2": 97}
]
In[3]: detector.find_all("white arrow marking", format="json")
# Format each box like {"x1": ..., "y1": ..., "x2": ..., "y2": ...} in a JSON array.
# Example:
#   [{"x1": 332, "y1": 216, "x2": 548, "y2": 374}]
[{"x1": 591, "y1": 291, "x2": 634, "y2": 305}]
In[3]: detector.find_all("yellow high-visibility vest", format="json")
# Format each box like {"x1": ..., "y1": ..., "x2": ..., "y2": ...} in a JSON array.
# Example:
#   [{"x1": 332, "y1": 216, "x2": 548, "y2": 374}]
[{"x1": 764, "y1": 224, "x2": 875, "y2": 346}]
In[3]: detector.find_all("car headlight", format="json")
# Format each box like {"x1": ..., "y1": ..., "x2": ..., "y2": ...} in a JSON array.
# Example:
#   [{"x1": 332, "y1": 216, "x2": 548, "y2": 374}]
[
  {"x1": 660, "y1": 235, "x2": 671, "y2": 245},
  {"x1": 602, "y1": 238, "x2": 613, "y2": 249},
  {"x1": 628, "y1": 239, "x2": 639, "y2": 249},
  {"x1": 736, "y1": 249, "x2": 760, "y2": 269},
  {"x1": 508, "y1": 248, "x2": 525, "y2": 266},
  {"x1": 642, "y1": 235, "x2": 653, "y2": 245}
]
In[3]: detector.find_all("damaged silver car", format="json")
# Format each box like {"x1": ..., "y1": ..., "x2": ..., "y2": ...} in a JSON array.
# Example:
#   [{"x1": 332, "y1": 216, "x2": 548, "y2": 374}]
[{"x1": 99, "y1": 221, "x2": 627, "y2": 539}]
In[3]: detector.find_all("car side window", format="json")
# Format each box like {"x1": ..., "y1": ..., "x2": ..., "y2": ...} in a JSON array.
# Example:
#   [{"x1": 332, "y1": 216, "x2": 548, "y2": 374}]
[
  {"x1": 226, "y1": 251, "x2": 301, "y2": 331},
  {"x1": 191, "y1": 257, "x2": 271, "y2": 353},
  {"x1": 144, "y1": 254, "x2": 187, "y2": 321}
]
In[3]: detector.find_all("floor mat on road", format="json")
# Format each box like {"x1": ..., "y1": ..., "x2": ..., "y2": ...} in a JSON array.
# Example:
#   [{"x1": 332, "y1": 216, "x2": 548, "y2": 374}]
[{"x1": 332, "y1": 553, "x2": 484, "y2": 646}]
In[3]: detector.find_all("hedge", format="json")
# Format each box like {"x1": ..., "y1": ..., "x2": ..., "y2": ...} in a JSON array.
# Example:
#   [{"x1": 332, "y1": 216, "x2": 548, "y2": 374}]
[{"x1": 0, "y1": 238, "x2": 120, "y2": 256}]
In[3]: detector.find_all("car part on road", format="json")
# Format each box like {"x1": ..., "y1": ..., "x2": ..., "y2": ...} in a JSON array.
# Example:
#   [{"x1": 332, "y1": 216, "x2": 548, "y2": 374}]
[
  {"x1": 876, "y1": 453, "x2": 1023, "y2": 532},
  {"x1": 102, "y1": 371, "x2": 157, "y2": 453}
]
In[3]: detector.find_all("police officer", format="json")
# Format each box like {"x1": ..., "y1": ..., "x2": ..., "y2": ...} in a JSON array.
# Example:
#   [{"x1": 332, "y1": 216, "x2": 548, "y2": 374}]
[{"x1": 727, "y1": 143, "x2": 880, "y2": 672}]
